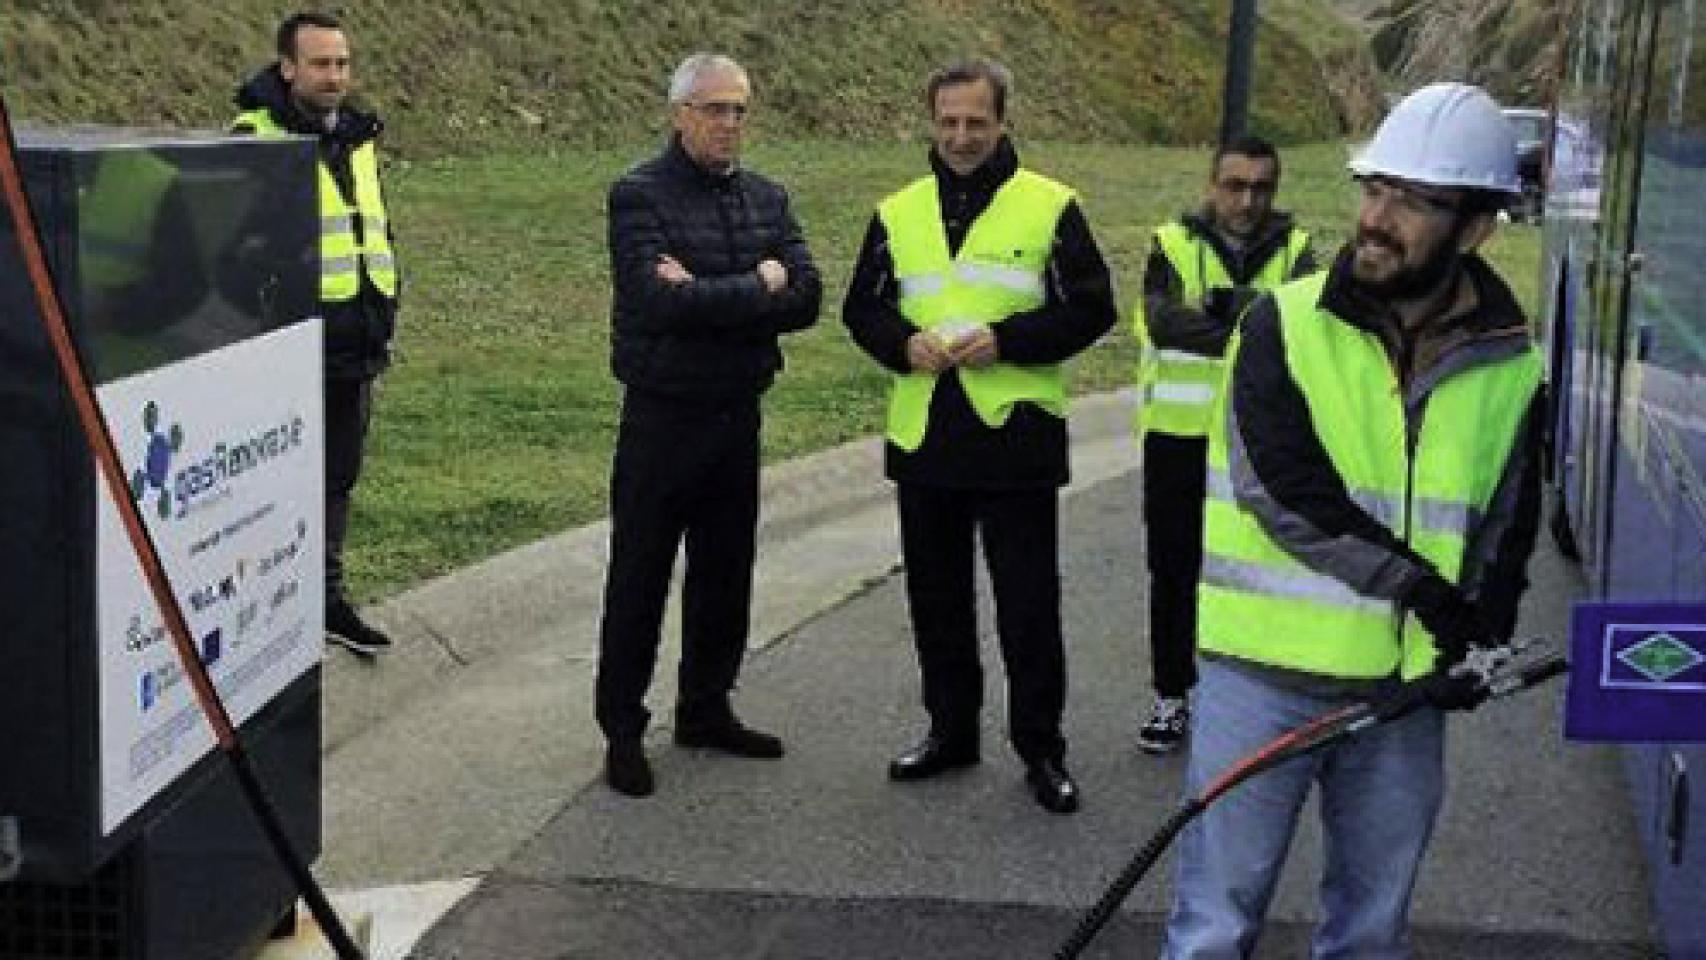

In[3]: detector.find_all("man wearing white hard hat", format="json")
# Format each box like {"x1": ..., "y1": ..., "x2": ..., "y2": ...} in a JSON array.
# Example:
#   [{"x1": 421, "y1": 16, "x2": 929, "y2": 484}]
[{"x1": 1161, "y1": 82, "x2": 1546, "y2": 958}]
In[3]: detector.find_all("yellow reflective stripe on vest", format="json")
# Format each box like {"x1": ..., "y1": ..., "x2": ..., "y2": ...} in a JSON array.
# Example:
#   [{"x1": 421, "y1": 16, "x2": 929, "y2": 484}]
[
  {"x1": 877, "y1": 170, "x2": 1075, "y2": 452},
  {"x1": 1197, "y1": 272, "x2": 1540, "y2": 680},
  {"x1": 1133, "y1": 223, "x2": 1308, "y2": 439},
  {"x1": 232, "y1": 108, "x2": 399, "y2": 303}
]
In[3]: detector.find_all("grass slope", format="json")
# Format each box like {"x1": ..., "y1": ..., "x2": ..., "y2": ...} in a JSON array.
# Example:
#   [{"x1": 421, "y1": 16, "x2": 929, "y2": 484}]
[{"x1": 1, "y1": 0, "x2": 1352, "y2": 155}]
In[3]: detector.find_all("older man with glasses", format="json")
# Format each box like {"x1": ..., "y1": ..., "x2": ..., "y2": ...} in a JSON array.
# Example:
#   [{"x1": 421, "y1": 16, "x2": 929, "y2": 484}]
[{"x1": 595, "y1": 52, "x2": 822, "y2": 798}]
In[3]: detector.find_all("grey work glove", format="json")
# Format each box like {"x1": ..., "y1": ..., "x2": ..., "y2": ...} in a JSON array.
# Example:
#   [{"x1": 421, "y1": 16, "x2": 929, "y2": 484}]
[{"x1": 1415, "y1": 666, "x2": 1491, "y2": 712}]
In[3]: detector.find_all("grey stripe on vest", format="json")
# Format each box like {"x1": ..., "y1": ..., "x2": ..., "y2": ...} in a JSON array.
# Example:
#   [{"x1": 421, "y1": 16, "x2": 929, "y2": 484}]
[
  {"x1": 1223, "y1": 396, "x2": 1424, "y2": 600},
  {"x1": 323, "y1": 255, "x2": 360, "y2": 275},
  {"x1": 1201, "y1": 552, "x2": 1393, "y2": 617},
  {"x1": 954, "y1": 261, "x2": 1043, "y2": 295},
  {"x1": 1152, "y1": 383, "x2": 1215, "y2": 405},
  {"x1": 1211, "y1": 460, "x2": 1474, "y2": 542},
  {"x1": 898, "y1": 274, "x2": 946, "y2": 298},
  {"x1": 322, "y1": 214, "x2": 354, "y2": 236},
  {"x1": 1154, "y1": 348, "x2": 1221, "y2": 366},
  {"x1": 364, "y1": 252, "x2": 396, "y2": 272}
]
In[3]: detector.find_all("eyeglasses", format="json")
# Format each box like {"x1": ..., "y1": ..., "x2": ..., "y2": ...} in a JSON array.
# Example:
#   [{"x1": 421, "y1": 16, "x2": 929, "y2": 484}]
[
  {"x1": 687, "y1": 100, "x2": 749, "y2": 121},
  {"x1": 1217, "y1": 176, "x2": 1277, "y2": 197},
  {"x1": 1357, "y1": 176, "x2": 1461, "y2": 218}
]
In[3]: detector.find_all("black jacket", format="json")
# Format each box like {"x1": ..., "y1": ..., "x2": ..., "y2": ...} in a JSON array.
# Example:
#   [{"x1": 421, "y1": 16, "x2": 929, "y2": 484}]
[
  {"x1": 1225, "y1": 249, "x2": 1544, "y2": 658},
  {"x1": 232, "y1": 64, "x2": 397, "y2": 381},
  {"x1": 606, "y1": 136, "x2": 822, "y2": 402},
  {"x1": 1142, "y1": 209, "x2": 1315, "y2": 357},
  {"x1": 842, "y1": 138, "x2": 1118, "y2": 489}
]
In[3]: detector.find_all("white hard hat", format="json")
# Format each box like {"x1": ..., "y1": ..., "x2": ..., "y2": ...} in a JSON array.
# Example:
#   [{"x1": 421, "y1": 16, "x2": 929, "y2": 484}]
[{"x1": 1349, "y1": 82, "x2": 1522, "y2": 194}]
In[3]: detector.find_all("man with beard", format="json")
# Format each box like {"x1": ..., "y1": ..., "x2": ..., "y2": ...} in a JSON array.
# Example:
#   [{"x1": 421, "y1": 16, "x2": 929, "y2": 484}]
[
  {"x1": 1133, "y1": 136, "x2": 1315, "y2": 756},
  {"x1": 1161, "y1": 83, "x2": 1544, "y2": 958},
  {"x1": 233, "y1": 11, "x2": 399, "y2": 656},
  {"x1": 843, "y1": 60, "x2": 1117, "y2": 814}
]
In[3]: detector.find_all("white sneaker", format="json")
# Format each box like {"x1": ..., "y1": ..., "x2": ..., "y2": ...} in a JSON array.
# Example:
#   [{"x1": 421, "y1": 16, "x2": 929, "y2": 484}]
[{"x1": 1138, "y1": 696, "x2": 1189, "y2": 755}]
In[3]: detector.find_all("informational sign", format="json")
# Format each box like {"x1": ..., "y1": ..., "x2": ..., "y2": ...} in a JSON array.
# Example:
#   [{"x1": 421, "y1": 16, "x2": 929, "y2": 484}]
[
  {"x1": 1565, "y1": 602, "x2": 1706, "y2": 742},
  {"x1": 94, "y1": 321, "x2": 324, "y2": 834}
]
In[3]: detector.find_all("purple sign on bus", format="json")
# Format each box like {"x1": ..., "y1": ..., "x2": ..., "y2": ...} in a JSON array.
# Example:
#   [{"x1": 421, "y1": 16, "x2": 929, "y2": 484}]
[{"x1": 1565, "y1": 603, "x2": 1706, "y2": 742}]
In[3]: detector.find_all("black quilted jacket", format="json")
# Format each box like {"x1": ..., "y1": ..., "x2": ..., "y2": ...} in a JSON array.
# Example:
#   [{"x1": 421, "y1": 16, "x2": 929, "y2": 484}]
[{"x1": 606, "y1": 135, "x2": 822, "y2": 400}]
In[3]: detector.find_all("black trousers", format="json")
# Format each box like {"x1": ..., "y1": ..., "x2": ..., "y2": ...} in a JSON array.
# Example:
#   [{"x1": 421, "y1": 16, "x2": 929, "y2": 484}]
[
  {"x1": 595, "y1": 391, "x2": 761, "y2": 742},
  {"x1": 897, "y1": 483, "x2": 1066, "y2": 764},
  {"x1": 1141, "y1": 432, "x2": 1207, "y2": 698},
  {"x1": 324, "y1": 376, "x2": 374, "y2": 604}
]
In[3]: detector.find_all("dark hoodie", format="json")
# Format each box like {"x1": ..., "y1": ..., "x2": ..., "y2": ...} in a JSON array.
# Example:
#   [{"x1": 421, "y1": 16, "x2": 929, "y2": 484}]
[
  {"x1": 842, "y1": 137, "x2": 1118, "y2": 489},
  {"x1": 232, "y1": 64, "x2": 396, "y2": 380},
  {"x1": 1141, "y1": 208, "x2": 1315, "y2": 358}
]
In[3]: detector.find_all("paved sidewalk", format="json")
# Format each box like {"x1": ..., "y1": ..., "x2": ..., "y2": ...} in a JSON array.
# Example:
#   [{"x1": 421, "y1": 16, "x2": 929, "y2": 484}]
[
  {"x1": 277, "y1": 388, "x2": 1658, "y2": 959},
  {"x1": 311, "y1": 391, "x2": 1141, "y2": 887}
]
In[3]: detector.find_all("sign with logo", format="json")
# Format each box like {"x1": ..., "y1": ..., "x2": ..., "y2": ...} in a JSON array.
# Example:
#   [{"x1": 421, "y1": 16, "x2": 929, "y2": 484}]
[
  {"x1": 95, "y1": 321, "x2": 324, "y2": 833},
  {"x1": 1565, "y1": 602, "x2": 1706, "y2": 742}
]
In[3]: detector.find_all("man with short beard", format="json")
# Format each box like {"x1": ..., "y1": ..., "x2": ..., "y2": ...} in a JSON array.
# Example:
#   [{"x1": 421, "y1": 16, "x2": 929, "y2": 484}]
[
  {"x1": 1132, "y1": 136, "x2": 1315, "y2": 757},
  {"x1": 1161, "y1": 83, "x2": 1545, "y2": 958},
  {"x1": 233, "y1": 11, "x2": 400, "y2": 657}
]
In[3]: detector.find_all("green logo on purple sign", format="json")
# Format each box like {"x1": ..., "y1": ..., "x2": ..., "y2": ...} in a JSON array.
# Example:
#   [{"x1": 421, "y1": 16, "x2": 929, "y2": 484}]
[{"x1": 1616, "y1": 631, "x2": 1705, "y2": 683}]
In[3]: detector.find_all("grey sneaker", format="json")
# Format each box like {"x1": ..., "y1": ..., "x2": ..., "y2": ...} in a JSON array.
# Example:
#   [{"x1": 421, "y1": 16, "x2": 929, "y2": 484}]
[{"x1": 1138, "y1": 696, "x2": 1189, "y2": 755}]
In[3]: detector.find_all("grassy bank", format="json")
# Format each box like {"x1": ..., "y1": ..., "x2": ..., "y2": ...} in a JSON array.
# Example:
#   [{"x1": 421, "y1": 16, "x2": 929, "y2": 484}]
[
  {"x1": 0, "y1": 0, "x2": 1352, "y2": 157},
  {"x1": 347, "y1": 137, "x2": 1542, "y2": 600}
]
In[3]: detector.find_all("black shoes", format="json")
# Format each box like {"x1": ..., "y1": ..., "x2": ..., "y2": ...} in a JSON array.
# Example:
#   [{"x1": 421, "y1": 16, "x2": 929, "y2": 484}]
[
  {"x1": 888, "y1": 734, "x2": 981, "y2": 781},
  {"x1": 607, "y1": 714, "x2": 780, "y2": 798},
  {"x1": 326, "y1": 597, "x2": 392, "y2": 656},
  {"x1": 674, "y1": 717, "x2": 786, "y2": 759},
  {"x1": 1025, "y1": 758, "x2": 1080, "y2": 814},
  {"x1": 605, "y1": 740, "x2": 655, "y2": 797}
]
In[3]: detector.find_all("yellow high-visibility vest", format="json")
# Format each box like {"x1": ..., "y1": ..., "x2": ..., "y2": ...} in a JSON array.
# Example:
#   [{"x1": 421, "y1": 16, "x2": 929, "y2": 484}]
[
  {"x1": 1131, "y1": 222, "x2": 1309, "y2": 438},
  {"x1": 1198, "y1": 272, "x2": 1541, "y2": 680},
  {"x1": 877, "y1": 170, "x2": 1074, "y2": 452},
  {"x1": 232, "y1": 108, "x2": 398, "y2": 302}
]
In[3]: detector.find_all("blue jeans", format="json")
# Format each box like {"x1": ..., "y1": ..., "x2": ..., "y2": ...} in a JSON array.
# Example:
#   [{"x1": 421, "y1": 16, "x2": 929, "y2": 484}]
[{"x1": 1162, "y1": 658, "x2": 1445, "y2": 960}]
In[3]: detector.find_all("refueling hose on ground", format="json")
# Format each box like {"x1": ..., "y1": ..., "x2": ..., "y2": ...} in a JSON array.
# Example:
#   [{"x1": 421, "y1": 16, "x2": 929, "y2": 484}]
[
  {"x1": 1052, "y1": 641, "x2": 1570, "y2": 960},
  {"x1": 0, "y1": 93, "x2": 366, "y2": 959}
]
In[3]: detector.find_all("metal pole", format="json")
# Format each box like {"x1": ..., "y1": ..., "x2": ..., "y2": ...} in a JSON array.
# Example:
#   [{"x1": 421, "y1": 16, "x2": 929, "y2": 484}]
[{"x1": 1221, "y1": 0, "x2": 1260, "y2": 143}]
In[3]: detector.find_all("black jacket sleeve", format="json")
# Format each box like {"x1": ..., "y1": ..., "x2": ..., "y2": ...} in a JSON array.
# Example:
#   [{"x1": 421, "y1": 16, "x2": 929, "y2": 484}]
[
  {"x1": 763, "y1": 188, "x2": 823, "y2": 335},
  {"x1": 1457, "y1": 390, "x2": 1545, "y2": 640},
  {"x1": 1142, "y1": 239, "x2": 1233, "y2": 356},
  {"x1": 607, "y1": 177, "x2": 771, "y2": 335},
  {"x1": 990, "y1": 200, "x2": 1118, "y2": 364},
  {"x1": 840, "y1": 214, "x2": 916, "y2": 374},
  {"x1": 1291, "y1": 238, "x2": 1319, "y2": 280}
]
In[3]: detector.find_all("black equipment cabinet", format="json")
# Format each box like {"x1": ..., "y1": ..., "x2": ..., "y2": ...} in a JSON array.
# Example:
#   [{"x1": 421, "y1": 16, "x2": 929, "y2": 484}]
[{"x1": 0, "y1": 127, "x2": 324, "y2": 960}]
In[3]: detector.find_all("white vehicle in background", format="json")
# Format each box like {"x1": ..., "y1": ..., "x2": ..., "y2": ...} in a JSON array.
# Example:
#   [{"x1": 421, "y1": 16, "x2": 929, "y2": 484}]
[{"x1": 1503, "y1": 106, "x2": 1550, "y2": 221}]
